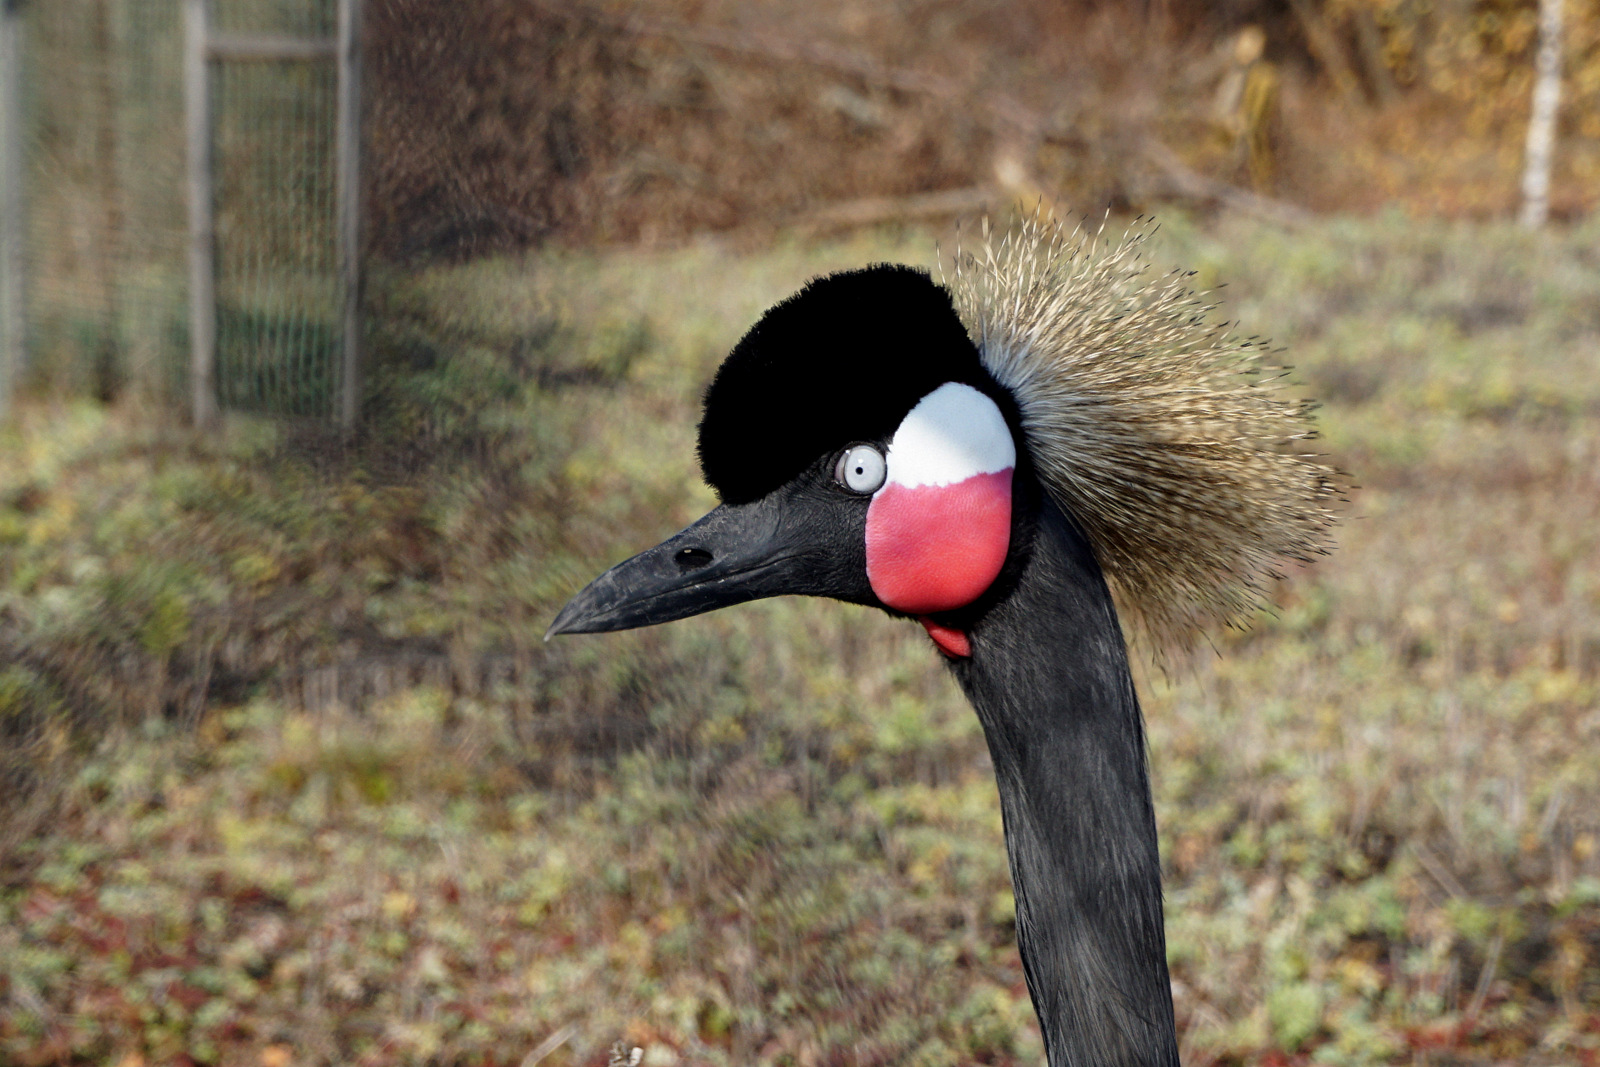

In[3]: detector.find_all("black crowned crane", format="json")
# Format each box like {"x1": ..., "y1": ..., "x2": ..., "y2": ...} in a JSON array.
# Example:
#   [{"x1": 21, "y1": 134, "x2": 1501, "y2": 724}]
[{"x1": 548, "y1": 219, "x2": 1339, "y2": 1067}]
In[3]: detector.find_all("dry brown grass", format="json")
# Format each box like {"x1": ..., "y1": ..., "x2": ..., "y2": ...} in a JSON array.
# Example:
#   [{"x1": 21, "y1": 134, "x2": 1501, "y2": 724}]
[{"x1": 2, "y1": 213, "x2": 1599, "y2": 1065}]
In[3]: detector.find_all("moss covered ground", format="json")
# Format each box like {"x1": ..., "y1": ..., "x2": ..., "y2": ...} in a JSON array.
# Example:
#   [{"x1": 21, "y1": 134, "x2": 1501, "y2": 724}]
[{"x1": 2, "y1": 214, "x2": 1599, "y2": 1066}]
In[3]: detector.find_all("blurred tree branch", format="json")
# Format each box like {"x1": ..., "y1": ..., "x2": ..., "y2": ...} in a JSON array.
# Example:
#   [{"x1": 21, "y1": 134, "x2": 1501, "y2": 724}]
[
  {"x1": 1350, "y1": 7, "x2": 1400, "y2": 108},
  {"x1": 1286, "y1": 0, "x2": 1364, "y2": 107},
  {"x1": 794, "y1": 185, "x2": 1000, "y2": 233},
  {"x1": 1138, "y1": 140, "x2": 1313, "y2": 229}
]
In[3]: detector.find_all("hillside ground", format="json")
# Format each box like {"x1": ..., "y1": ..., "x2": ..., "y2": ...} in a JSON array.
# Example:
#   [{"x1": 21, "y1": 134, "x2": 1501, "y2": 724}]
[{"x1": 2, "y1": 212, "x2": 1599, "y2": 1066}]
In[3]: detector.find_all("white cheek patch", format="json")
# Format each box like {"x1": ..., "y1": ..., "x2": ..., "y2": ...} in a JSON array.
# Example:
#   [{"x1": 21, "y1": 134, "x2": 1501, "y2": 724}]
[{"x1": 883, "y1": 382, "x2": 1016, "y2": 488}]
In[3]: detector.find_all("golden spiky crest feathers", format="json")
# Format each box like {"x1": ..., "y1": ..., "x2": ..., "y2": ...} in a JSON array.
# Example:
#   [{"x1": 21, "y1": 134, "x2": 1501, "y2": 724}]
[{"x1": 942, "y1": 215, "x2": 1341, "y2": 656}]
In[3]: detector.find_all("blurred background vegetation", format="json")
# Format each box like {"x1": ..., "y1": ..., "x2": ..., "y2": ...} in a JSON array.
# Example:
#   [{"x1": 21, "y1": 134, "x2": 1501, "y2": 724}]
[{"x1": 2, "y1": 1, "x2": 1599, "y2": 1066}]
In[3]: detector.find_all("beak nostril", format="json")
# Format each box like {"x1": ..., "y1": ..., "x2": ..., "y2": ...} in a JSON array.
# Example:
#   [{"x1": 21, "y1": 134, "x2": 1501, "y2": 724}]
[{"x1": 675, "y1": 547, "x2": 714, "y2": 571}]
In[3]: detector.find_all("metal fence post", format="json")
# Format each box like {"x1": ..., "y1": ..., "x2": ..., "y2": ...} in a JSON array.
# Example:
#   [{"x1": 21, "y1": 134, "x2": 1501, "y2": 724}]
[
  {"x1": 184, "y1": 0, "x2": 217, "y2": 428},
  {"x1": 1, "y1": 0, "x2": 25, "y2": 421},
  {"x1": 336, "y1": 0, "x2": 362, "y2": 432}
]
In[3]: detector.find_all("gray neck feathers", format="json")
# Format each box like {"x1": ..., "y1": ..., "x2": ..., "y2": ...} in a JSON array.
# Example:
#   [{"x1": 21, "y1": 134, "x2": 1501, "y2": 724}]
[{"x1": 953, "y1": 497, "x2": 1180, "y2": 1067}]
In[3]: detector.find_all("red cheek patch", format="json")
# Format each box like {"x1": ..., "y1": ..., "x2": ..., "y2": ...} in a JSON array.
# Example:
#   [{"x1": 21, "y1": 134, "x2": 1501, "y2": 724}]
[{"x1": 865, "y1": 468, "x2": 1013, "y2": 615}]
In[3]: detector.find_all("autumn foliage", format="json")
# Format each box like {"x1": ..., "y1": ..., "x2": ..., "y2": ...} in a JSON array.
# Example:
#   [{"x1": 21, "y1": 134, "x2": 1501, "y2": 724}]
[{"x1": 363, "y1": 0, "x2": 1600, "y2": 257}]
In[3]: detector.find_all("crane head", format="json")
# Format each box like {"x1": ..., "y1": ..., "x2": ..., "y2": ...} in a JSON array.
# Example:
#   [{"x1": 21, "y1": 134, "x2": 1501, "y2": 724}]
[
  {"x1": 546, "y1": 265, "x2": 1026, "y2": 657},
  {"x1": 548, "y1": 217, "x2": 1341, "y2": 660}
]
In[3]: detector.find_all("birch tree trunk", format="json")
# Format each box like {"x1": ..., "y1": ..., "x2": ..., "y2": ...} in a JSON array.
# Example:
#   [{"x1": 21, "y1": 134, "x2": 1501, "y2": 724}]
[{"x1": 1519, "y1": 0, "x2": 1564, "y2": 229}]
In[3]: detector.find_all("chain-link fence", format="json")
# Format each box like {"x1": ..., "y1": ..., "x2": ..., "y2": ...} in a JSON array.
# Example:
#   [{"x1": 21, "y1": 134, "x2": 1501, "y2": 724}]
[
  {"x1": 2, "y1": 0, "x2": 184, "y2": 407},
  {"x1": 210, "y1": 0, "x2": 346, "y2": 421},
  {"x1": 0, "y1": 0, "x2": 352, "y2": 422}
]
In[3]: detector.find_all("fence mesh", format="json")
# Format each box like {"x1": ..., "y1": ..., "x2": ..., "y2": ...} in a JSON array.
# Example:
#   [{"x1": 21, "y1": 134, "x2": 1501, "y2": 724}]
[
  {"x1": 14, "y1": 0, "x2": 341, "y2": 417},
  {"x1": 20, "y1": 1, "x2": 184, "y2": 403},
  {"x1": 213, "y1": 0, "x2": 340, "y2": 417}
]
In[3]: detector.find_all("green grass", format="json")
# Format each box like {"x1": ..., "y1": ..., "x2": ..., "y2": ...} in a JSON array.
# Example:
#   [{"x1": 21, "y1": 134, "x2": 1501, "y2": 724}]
[{"x1": 2, "y1": 214, "x2": 1599, "y2": 1066}]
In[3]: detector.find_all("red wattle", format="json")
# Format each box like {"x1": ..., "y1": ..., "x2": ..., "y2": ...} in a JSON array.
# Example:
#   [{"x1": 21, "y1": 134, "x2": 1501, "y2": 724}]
[
  {"x1": 865, "y1": 468, "x2": 1013, "y2": 614},
  {"x1": 919, "y1": 617, "x2": 971, "y2": 658}
]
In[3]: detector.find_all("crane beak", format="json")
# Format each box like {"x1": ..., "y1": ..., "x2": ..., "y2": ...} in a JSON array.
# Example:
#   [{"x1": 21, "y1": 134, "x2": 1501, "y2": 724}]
[{"x1": 545, "y1": 490, "x2": 865, "y2": 639}]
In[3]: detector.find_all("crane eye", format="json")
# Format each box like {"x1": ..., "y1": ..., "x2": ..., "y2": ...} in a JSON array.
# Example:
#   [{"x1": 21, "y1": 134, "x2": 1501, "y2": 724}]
[{"x1": 835, "y1": 444, "x2": 887, "y2": 494}]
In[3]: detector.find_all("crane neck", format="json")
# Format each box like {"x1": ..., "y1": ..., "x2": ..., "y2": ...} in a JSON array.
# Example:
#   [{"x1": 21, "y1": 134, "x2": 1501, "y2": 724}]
[{"x1": 951, "y1": 495, "x2": 1180, "y2": 1067}]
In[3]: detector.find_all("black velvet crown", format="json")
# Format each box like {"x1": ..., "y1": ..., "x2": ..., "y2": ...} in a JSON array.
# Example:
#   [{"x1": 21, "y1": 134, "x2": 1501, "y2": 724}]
[{"x1": 697, "y1": 265, "x2": 991, "y2": 505}]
